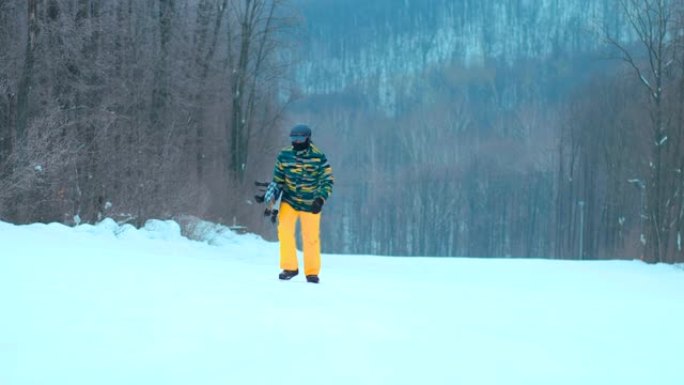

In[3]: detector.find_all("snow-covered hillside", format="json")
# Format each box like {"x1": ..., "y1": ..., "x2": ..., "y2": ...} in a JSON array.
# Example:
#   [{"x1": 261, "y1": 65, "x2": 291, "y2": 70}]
[
  {"x1": 294, "y1": 0, "x2": 628, "y2": 99},
  {"x1": 1, "y1": 219, "x2": 682, "y2": 385}
]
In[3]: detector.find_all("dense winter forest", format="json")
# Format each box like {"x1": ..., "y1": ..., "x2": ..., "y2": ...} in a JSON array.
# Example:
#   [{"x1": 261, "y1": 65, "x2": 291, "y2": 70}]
[
  {"x1": 0, "y1": 0, "x2": 291, "y2": 232},
  {"x1": 1, "y1": 0, "x2": 684, "y2": 263}
]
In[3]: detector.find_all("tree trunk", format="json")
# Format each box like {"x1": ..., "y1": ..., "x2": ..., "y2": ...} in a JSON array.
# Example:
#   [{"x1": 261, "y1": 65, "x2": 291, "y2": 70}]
[{"x1": 16, "y1": 0, "x2": 40, "y2": 145}]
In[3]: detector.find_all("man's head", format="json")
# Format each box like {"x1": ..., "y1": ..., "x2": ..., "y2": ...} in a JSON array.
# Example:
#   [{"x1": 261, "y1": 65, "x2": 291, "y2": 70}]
[{"x1": 290, "y1": 124, "x2": 312, "y2": 151}]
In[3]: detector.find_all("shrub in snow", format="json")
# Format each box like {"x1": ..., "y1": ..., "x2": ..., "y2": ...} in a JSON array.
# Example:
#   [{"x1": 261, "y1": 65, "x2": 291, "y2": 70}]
[
  {"x1": 142, "y1": 219, "x2": 183, "y2": 241},
  {"x1": 94, "y1": 218, "x2": 120, "y2": 235},
  {"x1": 174, "y1": 215, "x2": 241, "y2": 246}
]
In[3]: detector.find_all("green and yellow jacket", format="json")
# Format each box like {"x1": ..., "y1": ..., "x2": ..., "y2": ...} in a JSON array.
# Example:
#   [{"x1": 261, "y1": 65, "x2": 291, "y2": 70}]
[{"x1": 273, "y1": 143, "x2": 334, "y2": 212}]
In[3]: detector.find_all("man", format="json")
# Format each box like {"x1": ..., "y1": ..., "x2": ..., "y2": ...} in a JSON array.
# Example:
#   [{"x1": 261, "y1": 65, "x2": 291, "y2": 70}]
[{"x1": 268, "y1": 124, "x2": 333, "y2": 284}]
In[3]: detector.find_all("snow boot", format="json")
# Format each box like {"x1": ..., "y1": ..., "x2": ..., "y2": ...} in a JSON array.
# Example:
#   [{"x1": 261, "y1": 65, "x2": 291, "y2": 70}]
[
  {"x1": 306, "y1": 275, "x2": 320, "y2": 284},
  {"x1": 279, "y1": 269, "x2": 299, "y2": 280}
]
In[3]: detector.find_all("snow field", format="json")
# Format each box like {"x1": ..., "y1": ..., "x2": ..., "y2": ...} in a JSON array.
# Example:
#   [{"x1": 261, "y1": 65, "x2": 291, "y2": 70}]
[{"x1": 1, "y1": 219, "x2": 682, "y2": 385}]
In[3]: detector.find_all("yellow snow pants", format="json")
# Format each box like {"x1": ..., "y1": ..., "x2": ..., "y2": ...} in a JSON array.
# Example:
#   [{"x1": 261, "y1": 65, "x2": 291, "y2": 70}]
[{"x1": 278, "y1": 202, "x2": 321, "y2": 276}]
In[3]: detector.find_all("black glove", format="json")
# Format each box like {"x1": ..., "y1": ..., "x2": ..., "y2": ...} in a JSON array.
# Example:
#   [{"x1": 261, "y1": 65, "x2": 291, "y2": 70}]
[{"x1": 312, "y1": 198, "x2": 324, "y2": 214}]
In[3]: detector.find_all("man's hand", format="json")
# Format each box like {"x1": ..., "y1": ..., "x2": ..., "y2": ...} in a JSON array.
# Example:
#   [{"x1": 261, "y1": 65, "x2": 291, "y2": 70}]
[{"x1": 312, "y1": 198, "x2": 324, "y2": 214}]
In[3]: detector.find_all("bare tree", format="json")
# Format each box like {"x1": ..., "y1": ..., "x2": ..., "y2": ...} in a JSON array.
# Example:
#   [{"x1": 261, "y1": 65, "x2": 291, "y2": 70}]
[
  {"x1": 227, "y1": 0, "x2": 286, "y2": 182},
  {"x1": 606, "y1": 0, "x2": 677, "y2": 262}
]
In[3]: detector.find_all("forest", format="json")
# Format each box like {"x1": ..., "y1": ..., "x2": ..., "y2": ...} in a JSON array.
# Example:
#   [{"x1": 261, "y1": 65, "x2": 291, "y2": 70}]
[
  {"x1": 2, "y1": 0, "x2": 684, "y2": 263},
  {"x1": 0, "y1": 0, "x2": 291, "y2": 234}
]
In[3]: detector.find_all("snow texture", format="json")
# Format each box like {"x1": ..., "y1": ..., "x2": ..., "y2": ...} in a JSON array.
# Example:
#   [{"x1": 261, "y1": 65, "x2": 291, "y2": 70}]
[{"x1": 1, "y1": 219, "x2": 683, "y2": 385}]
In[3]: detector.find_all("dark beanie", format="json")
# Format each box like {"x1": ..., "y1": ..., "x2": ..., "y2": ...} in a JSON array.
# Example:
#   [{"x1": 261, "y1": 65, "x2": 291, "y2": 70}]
[{"x1": 290, "y1": 124, "x2": 312, "y2": 138}]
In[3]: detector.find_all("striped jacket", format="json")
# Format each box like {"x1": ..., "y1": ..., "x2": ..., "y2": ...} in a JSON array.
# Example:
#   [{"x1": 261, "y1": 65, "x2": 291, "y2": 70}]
[{"x1": 273, "y1": 143, "x2": 334, "y2": 212}]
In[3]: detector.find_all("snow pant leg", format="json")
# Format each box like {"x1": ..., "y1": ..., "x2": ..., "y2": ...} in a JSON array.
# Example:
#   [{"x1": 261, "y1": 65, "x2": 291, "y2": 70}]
[
  {"x1": 278, "y1": 202, "x2": 299, "y2": 271},
  {"x1": 301, "y1": 210, "x2": 321, "y2": 276}
]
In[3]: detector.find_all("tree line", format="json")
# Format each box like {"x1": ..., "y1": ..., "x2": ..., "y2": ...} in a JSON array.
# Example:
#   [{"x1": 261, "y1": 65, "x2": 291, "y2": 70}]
[
  {"x1": 0, "y1": 0, "x2": 291, "y2": 231},
  {"x1": 297, "y1": 0, "x2": 684, "y2": 263},
  {"x1": 3, "y1": 0, "x2": 684, "y2": 263},
  {"x1": 559, "y1": 0, "x2": 684, "y2": 263}
]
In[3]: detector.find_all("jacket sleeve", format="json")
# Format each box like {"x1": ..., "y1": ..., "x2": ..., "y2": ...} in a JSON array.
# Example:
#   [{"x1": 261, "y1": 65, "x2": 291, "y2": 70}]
[
  {"x1": 273, "y1": 153, "x2": 286, "y2": 185},
  {"x1": 318, "y1": 154, "x2": 334, "y2": 200}
]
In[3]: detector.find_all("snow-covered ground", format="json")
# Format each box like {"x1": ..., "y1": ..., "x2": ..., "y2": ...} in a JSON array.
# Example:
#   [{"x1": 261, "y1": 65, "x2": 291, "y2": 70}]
[{"x1": 1, "y1": 219, "x2": 682, "y2": 385}]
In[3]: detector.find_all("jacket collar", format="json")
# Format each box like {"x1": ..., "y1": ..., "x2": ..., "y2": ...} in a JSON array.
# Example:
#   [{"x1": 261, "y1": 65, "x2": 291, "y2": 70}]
[{"x1": 292, "y1": 142, "x2": 314, "y2": 156}]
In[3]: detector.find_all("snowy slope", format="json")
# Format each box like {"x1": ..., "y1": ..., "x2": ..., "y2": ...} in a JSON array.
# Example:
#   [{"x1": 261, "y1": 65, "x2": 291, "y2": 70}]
[
  {"x1": 294, "y1": 0, "x2": 628, "y2": 104},
  {"x1": 1, "y1": 219, "x2": 682, "y2": 385}
]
